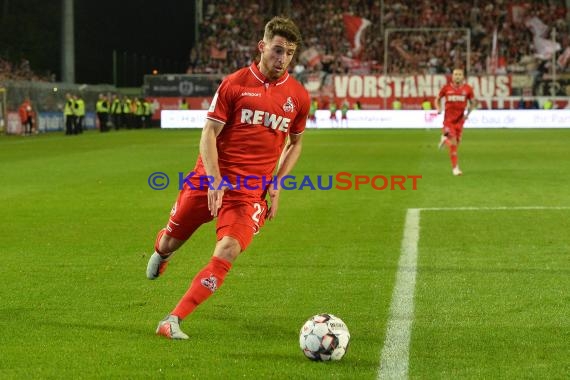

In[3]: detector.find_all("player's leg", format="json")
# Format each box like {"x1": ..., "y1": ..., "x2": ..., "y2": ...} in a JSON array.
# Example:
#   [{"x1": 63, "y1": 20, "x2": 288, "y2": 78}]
[
  {"x1": 448, "y1": 127, "x2": 461, "y2": 175},
  {"x1": 170, "y1": 200, "x2": 261, "y2": 319},
  {"x1": 155, "y1": 236, "x2": 238, "y2": 340},
  {"x1": 456, "y1": 127, "x2": 463, "y2": 147},
  {"x1": 146, "y1": 229, "x2": 183, "y2": 279},
  {"x1": 439, "y1": 126, "x2": 452, "y2": 149},
  {"x1": 147, "y1": 189, "x2": 212, "y2": 280},
  {"x1": 170, "y1": 236, "x2": 239, "y2": 316},
  {"x1": 440, "y1": 124, "x2": 460, "y2": 174},
  {"x1": 438, "y1": 134, "x2": 446, "y2": 149},
  {"x1": 157, "y1": 199, "x2": 265, "y2": 339},
  {"x1": 452, "y1": 127, "x2": 463, "y2": 175}
]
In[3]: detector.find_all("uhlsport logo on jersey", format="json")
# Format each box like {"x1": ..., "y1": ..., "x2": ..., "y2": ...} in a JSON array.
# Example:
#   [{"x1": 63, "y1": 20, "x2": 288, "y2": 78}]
[
  {"x1": 240, "y1": 108, "x2": 291, "y2": 132},
  {"x1": 241, "y1": 91, "x2": 261, "y2": 97},
  {"x1": 283, "y1": 97, "x2": 294, "y2": 112}
]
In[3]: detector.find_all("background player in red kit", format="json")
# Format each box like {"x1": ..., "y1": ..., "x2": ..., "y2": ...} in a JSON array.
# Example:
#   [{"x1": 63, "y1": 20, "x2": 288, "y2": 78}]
[
  {"x1": 435, "y1": 68, "x2": 478, "y2": 176},
  {"x1": 146, "y1": 17, "x2": 310, "y2": 339}
]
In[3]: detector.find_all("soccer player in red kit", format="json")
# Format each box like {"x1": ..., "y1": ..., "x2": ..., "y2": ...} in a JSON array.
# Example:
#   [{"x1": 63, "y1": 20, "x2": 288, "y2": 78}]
[
  {"x1": 435, "y1": 68, "x2": 478, "y2": 176},
  {"x1": 146, "y1": 17, "x2": 310, "y2": 339}
]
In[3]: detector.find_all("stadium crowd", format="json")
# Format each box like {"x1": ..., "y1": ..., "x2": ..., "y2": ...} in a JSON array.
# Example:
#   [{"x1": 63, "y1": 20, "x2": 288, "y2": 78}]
[
  {"x1": 0, "y1": 57, "x2": 54, "y2": 82},
  {"x1": 187, "y1": 0, "x2": 569, "y2": 76},
  {"x1": 2, "y1": 1, "x2": 567, "y2": 82}
]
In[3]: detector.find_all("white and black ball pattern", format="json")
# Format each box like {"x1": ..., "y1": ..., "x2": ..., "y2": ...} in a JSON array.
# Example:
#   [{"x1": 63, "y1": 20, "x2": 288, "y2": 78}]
[{"x1": 299, "y1": 313, "x2": 350, "y2": 361}]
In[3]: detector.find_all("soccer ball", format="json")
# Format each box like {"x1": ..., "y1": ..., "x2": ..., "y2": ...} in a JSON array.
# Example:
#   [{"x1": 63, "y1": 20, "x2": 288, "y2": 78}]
[{"x1": 299, "y1": 313, "x2": 350, "y2": 361}]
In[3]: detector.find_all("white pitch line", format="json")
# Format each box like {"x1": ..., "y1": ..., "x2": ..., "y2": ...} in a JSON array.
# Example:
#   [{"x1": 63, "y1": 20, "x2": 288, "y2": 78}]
[
  {"x1": 378, "y1": 208, "x2": 420, "y2": 380},
  {"x1": 419, "y1": 206, "x2": 570, "y2": 211},
  {"x1": 377, "y1": 205, "x2": 569, "y2": 380}
]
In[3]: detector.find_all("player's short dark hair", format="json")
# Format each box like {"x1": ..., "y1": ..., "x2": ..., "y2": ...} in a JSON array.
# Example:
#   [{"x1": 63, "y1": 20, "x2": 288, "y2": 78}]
[{"x1": 263, "y1": 16, "x2": 302, "y2": 47}]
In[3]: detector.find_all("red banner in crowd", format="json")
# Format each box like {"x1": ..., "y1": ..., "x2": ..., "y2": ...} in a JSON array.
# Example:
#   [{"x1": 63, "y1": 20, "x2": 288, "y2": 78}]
[{"x1": 342, "y1": 14, "x2": 371, "y2": 58}]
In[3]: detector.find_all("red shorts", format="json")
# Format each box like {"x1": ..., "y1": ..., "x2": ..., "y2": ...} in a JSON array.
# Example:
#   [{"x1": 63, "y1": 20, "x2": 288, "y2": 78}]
[
  {"x1": 165, "y1": 188, "x2": 268, "y2": 251},
  {"x1": 442, "y1": 122, "x2": 464, "y2": 142}
]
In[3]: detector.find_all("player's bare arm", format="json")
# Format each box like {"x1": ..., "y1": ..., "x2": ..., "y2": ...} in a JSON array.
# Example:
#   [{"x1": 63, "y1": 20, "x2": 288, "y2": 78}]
[
  {"x1": 199, "y1": 119, "x2": 225, "y2": 217},
  {"x1": 267, "y1": 133, "x2": 304, "y2": 220},
  {"x1": 435, "y1": 95, "x2": 442, "y2": 114}
]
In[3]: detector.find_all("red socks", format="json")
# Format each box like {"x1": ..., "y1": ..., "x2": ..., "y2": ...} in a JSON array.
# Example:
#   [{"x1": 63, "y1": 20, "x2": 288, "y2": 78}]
[
  {"x1": 450, "y1": 145, "x2": 458, "y2": 168},
  {"x1": 171, "y1": 256, "x2": 232, "y2": 320}
]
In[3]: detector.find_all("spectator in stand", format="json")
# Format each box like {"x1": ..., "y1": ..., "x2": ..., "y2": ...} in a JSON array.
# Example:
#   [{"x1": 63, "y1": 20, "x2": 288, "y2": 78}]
[
  {"x1": 187, "y1": 0, "x2": 568, "y2": 78},
  {"x1": 0, "y1": 57, "x2": 53, "y2": 82}
]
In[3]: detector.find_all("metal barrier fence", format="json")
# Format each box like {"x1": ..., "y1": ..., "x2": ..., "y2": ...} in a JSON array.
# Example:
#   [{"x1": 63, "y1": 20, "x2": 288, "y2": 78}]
[
  {"x1": 2, "y1": 80, "x2": 116, "y2": 113},
  {"x1": 1, "y1": 80, "x2": 116, "y2": 134}
]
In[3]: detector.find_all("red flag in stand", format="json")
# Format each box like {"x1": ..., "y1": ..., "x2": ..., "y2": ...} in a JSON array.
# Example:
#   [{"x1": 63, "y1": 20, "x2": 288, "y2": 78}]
[{"x1": 342, "y1": 14, "x2": 371, "y2": 58}]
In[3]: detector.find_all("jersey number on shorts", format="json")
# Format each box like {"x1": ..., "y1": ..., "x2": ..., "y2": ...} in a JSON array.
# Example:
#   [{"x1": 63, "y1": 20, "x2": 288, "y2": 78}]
[{"x1": 252, "y1": 203, "x2": 264, "y2": 223}]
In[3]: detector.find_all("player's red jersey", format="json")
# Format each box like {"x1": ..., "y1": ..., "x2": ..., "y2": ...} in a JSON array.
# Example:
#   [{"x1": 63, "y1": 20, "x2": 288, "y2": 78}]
[
  {"x1": 438, "y1": 83, "x2": 474, "y2": 127},
  {"x1": 190, "y1": 62, "x2": 310, "y2": 197}
]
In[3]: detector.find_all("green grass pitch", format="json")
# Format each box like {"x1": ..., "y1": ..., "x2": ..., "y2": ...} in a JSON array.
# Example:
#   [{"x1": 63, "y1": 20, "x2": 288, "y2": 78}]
[{"x1": 1, "y1": 128, "x2": 568, "y2": 379}]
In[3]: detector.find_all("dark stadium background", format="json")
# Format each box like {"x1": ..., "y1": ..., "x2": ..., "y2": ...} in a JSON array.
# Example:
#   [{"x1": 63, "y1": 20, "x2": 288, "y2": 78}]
[{"x1": 0, "y1": 0, "x2": 196, "y2": 85}]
